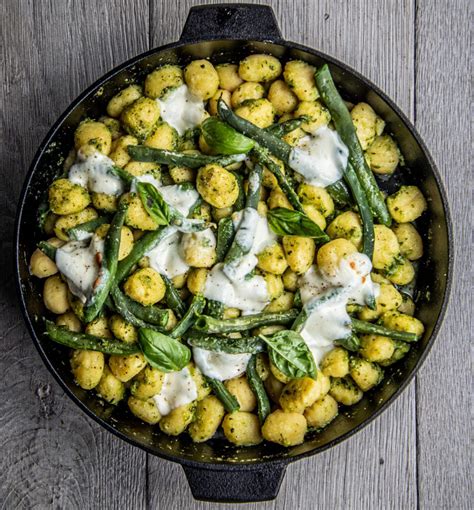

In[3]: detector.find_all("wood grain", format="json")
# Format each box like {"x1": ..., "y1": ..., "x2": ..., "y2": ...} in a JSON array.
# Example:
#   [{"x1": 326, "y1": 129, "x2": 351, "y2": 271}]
[
  {"x1": 0, "y1": 1, "x2": 149, "y2": 508},
  {"x1": 0, "y1": 0, "x2": 470, "y2": 509},
  {"x1": 415, "y1": 1, "x2": 471, "y2": 508}
]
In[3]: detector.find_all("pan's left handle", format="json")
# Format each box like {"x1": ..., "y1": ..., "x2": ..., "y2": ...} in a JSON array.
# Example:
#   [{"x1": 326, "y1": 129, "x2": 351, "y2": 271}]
[{"x1": 179, "y1": 4, "x2": 283, "y2": 42}]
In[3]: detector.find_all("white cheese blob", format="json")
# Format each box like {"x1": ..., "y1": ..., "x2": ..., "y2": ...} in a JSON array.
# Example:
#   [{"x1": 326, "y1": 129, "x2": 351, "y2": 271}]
[
  {"x1": 192, "y1": 347, "x2": 251, "y2": 381},
  {"x1": 223, "y1": 208, "x2": 276, "y2": 281},
  {"x1": 69, "y1": 149, "x2": 124, "y2": 195},
  {"x1": 55, "y1": 235, "x2": 105, "y2": 303},
  {"x1": 203, "y1": 263, "x2": 270, "y2": 313},
  {"x1": 298, "y1": 252, "x2": 379, "y2": 364},
  {"x1": 146, "y1": 227, "x2": 190, "y2": 278},
  {"x1": 130, "y1": 174, "x2": 199, "y2": 217},
  {"x1": 289, "y1": 126, "x2": 349, "y2": 187},
  {"x1": 157, "y1": 85, "x2": 206, "y2": 135},
  {"x1": 153, "y1": 367, "x2": 197, "y2": 416}
]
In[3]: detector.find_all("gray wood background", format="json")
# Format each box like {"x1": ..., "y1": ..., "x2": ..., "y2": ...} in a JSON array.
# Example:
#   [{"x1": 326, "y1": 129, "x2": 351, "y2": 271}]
[{"x1": 0, "y1": 0, "x2": 470, "y2": 508}]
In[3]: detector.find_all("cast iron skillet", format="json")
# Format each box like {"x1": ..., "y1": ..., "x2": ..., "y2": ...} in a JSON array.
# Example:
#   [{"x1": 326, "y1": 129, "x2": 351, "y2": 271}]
[{"x1": 15, "y1": 4, "x2": 453, "y2": 503}]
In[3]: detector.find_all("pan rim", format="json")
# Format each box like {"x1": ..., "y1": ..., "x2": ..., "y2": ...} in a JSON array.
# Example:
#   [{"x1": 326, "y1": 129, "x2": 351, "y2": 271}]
[{"x1": 14, "y1": 36, "x2": 454, "y2": 469}]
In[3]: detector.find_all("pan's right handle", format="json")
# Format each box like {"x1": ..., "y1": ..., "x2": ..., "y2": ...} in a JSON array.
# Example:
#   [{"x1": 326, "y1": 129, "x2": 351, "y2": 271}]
[{"x1": 179, "y1": 4, "x2": 283, "y2": 43}]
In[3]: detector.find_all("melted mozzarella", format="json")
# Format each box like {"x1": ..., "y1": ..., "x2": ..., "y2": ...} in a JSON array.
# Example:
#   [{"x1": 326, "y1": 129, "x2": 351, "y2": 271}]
[
  {"x1": 55, "y1": 235, "x2": 105, "y2": 303},
  {"x1": 130, "y1": 174, "x2": 199, "y2": 217},
  {"x1": 289, "y1": 126, "x2": 349, "y2": 187},
  {"x1": 193, "y1": 347, "x2": 251, "y2": 381},
  {"x1": 69, "y1": 150, "x2": 124, "y2": 195},
  {"x1": 203, "y1": 263, "x2": 270, "y2": 313},
  {"x1": 299, "y1": 252, "x2": 379, "y2": 364},
  {"x1": 157, "y1": 85, "x2": 206, "y2": 135},
  {"x1": 153, "y1": 367, "x2": 197, "y2": 416},
  {"x1": 159, "y1": 185, "x2": 199, "y2": 217},
  {"x1": 223, "y1": 208, "x2": 276, "y2": 281},
  {"x1": 146, "y1": 227, "x2": 190, "y2": 278}
]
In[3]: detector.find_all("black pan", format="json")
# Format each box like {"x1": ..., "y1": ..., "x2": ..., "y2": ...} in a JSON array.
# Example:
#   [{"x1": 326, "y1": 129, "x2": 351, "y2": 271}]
[{"x1": 15, "y1": 4, "x2": 453, "y2": 503}]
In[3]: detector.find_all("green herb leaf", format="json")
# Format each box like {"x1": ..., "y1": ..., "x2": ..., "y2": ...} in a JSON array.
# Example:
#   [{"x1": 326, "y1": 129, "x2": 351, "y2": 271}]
[
  {"x1": 136, "y1": 182, "x2": 172, "y2": 226},
  {"x1": 201, "y1": 117, "x2": 255, "y2": 155},
  {"x1": 260, "y1": 330, "x2": 316, "y2": 378},
  {"x1": 267, "y1": 207, "x2": 326, "y2": 238},
  {"x1": 138, "y1": 327, "x2": 191, "y2": 372}
]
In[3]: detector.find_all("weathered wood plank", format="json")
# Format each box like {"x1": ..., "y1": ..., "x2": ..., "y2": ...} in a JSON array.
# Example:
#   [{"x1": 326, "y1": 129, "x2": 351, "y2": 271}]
[
  {"x1": 146, "y1": 1, "x2": 417, "y2": 508},
  {"x1": 0, "y1": 0, "x2": 149, "y2": 508},
  {"x1": 415, "y1": 1, "x2": 471, "y2": 508}
]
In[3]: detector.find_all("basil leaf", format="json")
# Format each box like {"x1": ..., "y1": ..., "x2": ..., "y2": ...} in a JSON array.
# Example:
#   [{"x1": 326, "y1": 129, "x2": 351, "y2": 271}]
[
  {"x1": 267, "y1": 207, "x2": 326, "y2": 238},
  {"x1": 137, "y1": 182, "x2": 172, "y2": 226},
  {"x1": 260, "y1": 330, "x2": 316, "y2": 378},
  {"x1": 138, "y1": 327, "x2": 191, "y2": 372},
  {"x1": 201, "y1": 117, "x2": 255, "y2": 155}
]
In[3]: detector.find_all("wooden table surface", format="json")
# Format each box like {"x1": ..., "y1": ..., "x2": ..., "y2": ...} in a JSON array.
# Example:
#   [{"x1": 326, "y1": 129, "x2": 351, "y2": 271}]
[{"x1": 0, "y1": 1, "x2": 470, "y2": 508}]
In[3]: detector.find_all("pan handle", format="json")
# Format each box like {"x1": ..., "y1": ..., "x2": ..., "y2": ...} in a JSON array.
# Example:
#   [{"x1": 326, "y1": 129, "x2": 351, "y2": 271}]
[
  {"x1": 182, "y1": 461, "x2": 288, "y2": 502},
  {"x1": 179, "y1": 4, "x2": 283, "y2": 42}
]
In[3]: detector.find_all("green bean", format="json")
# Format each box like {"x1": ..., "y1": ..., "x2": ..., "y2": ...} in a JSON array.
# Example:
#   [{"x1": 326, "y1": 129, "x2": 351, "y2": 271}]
[
  {"x1": 351, "y1": 319, "x2": 419, "y2": 342},
  {"x1": 45, "y1": 320, "x2": 140, "y2": 355},
  {"x1": 224, "y1": 164, "x2": 262, "y2": 269},
  {"x1": 216, "y1": 217, "x2": 235, "y2": 263},
  {"x1": 344, "y1": 162, "x2": 375, "y2": 260},
  {"x1": 265, "y1": 117, "x2": 308, "y2": 138},
  {"x1": 246, "y1": 354, "x2": 271, "y2": 423},
  {"x1": 128, "y1": 145, "x2": 247, "y2": 169},
  {"x1": 335, "y1": 334, "x2": 360, "y2": 352},
  {"x1": 232, "y1": 171, "x2": 246, "y2": 211},
  {"x1": 326, "y1": 180, "x2": 353, "y2": 207},
  {"x1": 83, "y1": 202, "x2": 127, "y2": 323},
  {"x1": 109, "y1": 165, "x2": 134, "y2": 184},
  {"x1": 67, "y1": 216, "x2": 109, "y2": 240},
  {"x1": 162, "y1": 274, "x2": 186, "y2": 318},
  {"x1": 110, "y1": 286, "x2": 169, "y2": 329},
  {"x1": 170, "y1": 295, "x2": 206, "y2": 339},
  {"x1": 186, "y1": 331, "x2": 264, "y2": 354},
  {"x1": 206, "y1": 300, "x2": 225, "y2": 319},
  {"x1": 115, "y1": 226, "x2": 170, "y2": 284},
  {"x1": 315, "y1": 64, "x2": 391, "y2": 226},
  {"x1": 217, "y1": 99, "x2": 291, "y2": 162},
  {"x1": 206, "y1": 377, "x2": 240, "y2": 413},
  {"x1": 193, "y1": 309, "x2": 299, "y2": 334},
  {"x1": 37, "y1": 241, "x2": 57, "y2": 260}
]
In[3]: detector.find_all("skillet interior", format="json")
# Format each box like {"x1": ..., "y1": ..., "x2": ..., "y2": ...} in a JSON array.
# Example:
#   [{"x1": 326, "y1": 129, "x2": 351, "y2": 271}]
[{"x1": 16, "y1": 38, "x2": 452, "y2": 467}]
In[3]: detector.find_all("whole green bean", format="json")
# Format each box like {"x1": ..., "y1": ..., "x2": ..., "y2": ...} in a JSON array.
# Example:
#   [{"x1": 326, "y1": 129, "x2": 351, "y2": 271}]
[
  {"x1": 194, "y1": 309, "x2": 299, "y2": 334},
  {"x1": 128, "y1": 145, "x2": 247, "y2": 169},
  {"x1": 335, "y1": 334, "x2": 360, "y2": 352},
  {"x1": 344, "y1": 162, "x2": 375, "y2": 260},
  {"x1": 351, "y1": 319, "x2": 419, "y2": 342},
  {"x1": 110, "y1": 286, "x2": 157, "y2": 330},
  {"x1": 246, "y1": 354, "x2": 271, "y2": 423},
  {"x1": 170, "y1": 295, "x2": 206, "y2": 339},
  {"x1": 216, "y1": 217, "x2": 235, "y2": 263},
  {"x1": 315, "y1": 64, "x2": 391, "y2": 226},
  {"x1": 111, "y1": 286, "x2": 169, "y2": 329},
  {"x1": 37, "y1": 241, "x2": 57, "y2": 260},
  {"x1": 217, "y1": 100, "x2": 291, "y2": 162},
  {"x1": 326, "y1": 180, "x2": 353, "y2": 207},
  {"x1": 206, "y1": 377, "x2": 240, "y2": 413},
  {"x1": 232, "y1": 171, "x2": 246, "y2": 211},
  {"x1": 83, "y1": 201, "x2": 127, "y2": 323},
  {"x1": 266, "y1": 117, "x2": 308, "y2": 138},
  {"x1": 162, "y1": 274, "x2": 186, "y2": 318},
  {"x1": 45, "y1": 320, "x2": 140, "y2": 355},
  {"x1": 115, "y1": 226, "x2": 170, "y2": 284},
  {"x1": 186, "y1": 331, "x2": 264, "y2": 354},
  {"x1": 67, "y1": 216, "x2": 109, "y2": 240},
  {"x1": 224, "y1": 164, "x2": 263, "y2": 269}
]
